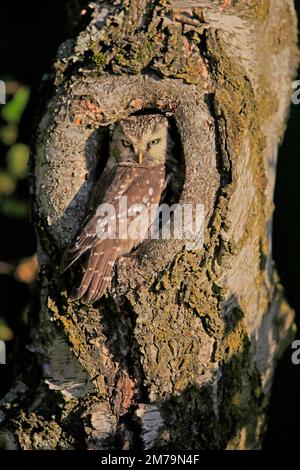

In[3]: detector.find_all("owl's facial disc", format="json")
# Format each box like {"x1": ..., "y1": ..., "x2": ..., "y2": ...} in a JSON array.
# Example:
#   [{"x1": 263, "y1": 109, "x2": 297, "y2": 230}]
[
  {"x1": 130, "y1": 123, "x2": 168, "y2": 165},
  {"x1": 111, "y1": 115, "x2": 168, "y2": 167}
]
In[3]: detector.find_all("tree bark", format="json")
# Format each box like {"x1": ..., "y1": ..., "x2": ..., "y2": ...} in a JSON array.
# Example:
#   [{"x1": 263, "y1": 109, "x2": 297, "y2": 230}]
[{"x1": 0, "y1": 0, "x2": 298, "y2": 450}]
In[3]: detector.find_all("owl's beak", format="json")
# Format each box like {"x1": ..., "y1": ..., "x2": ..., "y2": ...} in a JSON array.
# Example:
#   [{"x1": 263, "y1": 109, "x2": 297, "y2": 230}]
[{"x1": 138, "y1": 150, "x2": 143, "y2": 164}]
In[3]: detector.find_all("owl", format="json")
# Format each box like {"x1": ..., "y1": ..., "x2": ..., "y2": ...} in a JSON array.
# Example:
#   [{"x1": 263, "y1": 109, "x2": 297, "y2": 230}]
[{"x1": 62, "y1": 114, "x2": 174, "y2": 304}]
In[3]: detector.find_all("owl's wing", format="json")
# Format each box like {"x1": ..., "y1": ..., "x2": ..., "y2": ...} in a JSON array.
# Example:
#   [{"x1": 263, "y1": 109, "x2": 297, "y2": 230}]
[
  {"x1": 61, "y1": 166, "x2": 133, "y2": 272},
  {"x1": 64, "y1": 164, "x2": 165, "y2": 304}
]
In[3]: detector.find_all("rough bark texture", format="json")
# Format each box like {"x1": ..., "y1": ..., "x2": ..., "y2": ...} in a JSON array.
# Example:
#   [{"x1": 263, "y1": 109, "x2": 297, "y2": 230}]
[{"x1": 0, "y1": 0, "x2": 298, "y2": 450}]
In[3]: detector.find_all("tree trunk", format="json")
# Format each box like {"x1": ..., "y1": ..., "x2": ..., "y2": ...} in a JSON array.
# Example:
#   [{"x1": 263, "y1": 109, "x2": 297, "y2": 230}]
[{"x1": 0, "y1": 0, "x2": 298, "y2": 450}]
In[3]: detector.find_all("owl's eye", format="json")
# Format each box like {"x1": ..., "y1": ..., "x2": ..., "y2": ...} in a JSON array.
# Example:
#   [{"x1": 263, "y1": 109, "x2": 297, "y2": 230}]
[
  {"x1": 149, "y1": 138, "x2": 161, "y2": 146},
  {"x1": 121, "y1": 139, "x2": 132, "y2": 148}
]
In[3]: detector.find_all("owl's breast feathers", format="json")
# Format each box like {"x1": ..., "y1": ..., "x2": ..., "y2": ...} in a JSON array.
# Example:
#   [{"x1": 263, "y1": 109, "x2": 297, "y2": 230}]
[{"x1": 62, "y1": 164, "x2": 166, "y2": 304}]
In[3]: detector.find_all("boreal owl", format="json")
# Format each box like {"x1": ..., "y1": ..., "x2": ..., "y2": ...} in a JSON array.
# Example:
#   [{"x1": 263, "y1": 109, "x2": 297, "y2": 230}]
[{"x1": 62, "y1": 114, "x2": 176, "y2": 304}]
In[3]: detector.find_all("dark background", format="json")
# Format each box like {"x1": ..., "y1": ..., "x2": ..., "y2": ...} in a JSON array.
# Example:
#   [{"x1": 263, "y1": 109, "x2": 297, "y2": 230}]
[{"x1": 0, "y1": 1, "x2": 299, "y2": 449}]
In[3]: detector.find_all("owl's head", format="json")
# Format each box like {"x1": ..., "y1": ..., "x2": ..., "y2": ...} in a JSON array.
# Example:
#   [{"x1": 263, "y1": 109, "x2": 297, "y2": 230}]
[{"x1": 110, "y1": 114, "x2": 168, "y2": 167}]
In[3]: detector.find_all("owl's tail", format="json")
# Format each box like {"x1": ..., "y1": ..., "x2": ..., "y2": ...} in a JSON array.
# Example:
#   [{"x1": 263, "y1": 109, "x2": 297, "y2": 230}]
[{"x1": 71, "y1": 240, "x2": 117, "y2": 304}]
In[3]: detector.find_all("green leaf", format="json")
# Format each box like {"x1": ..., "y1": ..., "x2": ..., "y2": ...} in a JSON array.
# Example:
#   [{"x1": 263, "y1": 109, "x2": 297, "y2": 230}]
[
  {"x1": 0, "y1": 319, "x2": 13, "y2": 341},
  {"x1": 0, "y1": 171, "x2": 16, "y2": 195},
  {"x1": 1, "y1": 86, "x2": 30, "y2": 124},
  {"x1": 7, "y1": 143, "x2": 30, "y2": 178},
  {"x1": 1, "y1": 197, "x2": 29, "y2": 219},
  {"x1": 0, "y1": 125, "x2": 18, "y2": 145}
]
